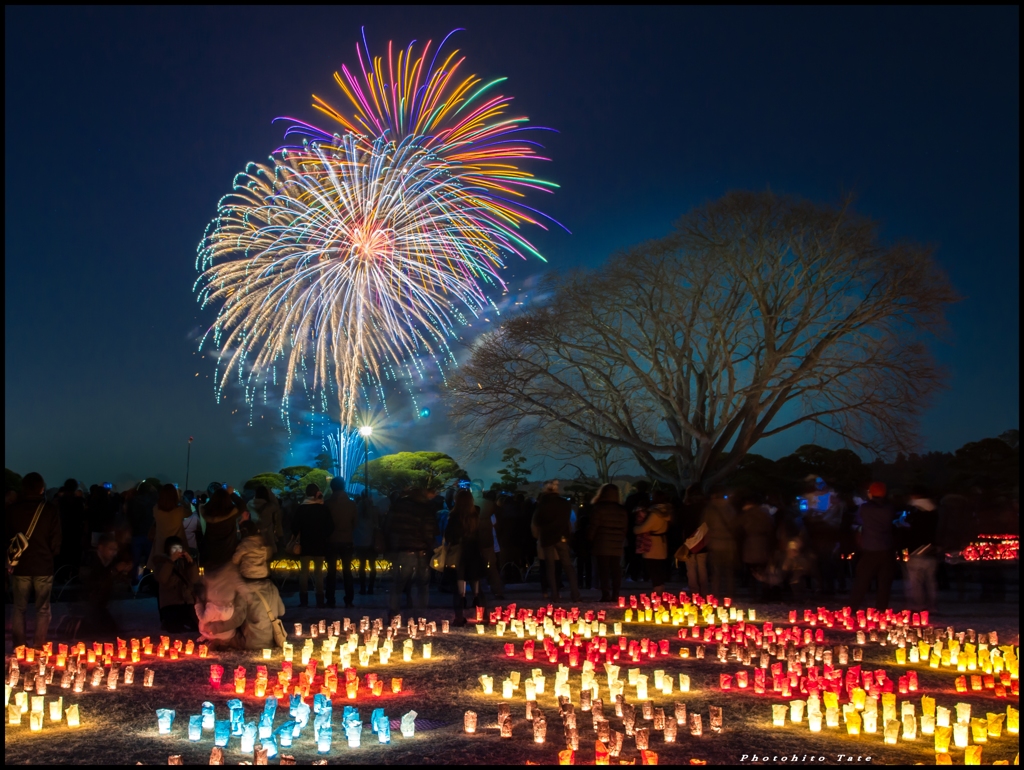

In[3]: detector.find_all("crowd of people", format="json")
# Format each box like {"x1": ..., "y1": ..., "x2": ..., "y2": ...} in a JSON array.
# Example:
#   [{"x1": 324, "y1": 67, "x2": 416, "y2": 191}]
[{"x1": 5, "y1": 468, "x2": 1016, "y2": 654}]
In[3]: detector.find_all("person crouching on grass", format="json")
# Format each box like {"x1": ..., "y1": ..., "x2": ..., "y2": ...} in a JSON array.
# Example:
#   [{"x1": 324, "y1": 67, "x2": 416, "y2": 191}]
[
  {"x1": 195, "y1": 525, "x2": 284, "y2": 650},
  {"x1": 152, "y1": 535, "x2": 199, "y2": 632}
]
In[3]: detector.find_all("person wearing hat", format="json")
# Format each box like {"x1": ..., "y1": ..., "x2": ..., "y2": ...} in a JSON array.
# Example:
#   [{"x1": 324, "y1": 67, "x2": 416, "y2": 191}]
[{"x1": 849, "y1": 481, "x2": 898, "y2": 610}]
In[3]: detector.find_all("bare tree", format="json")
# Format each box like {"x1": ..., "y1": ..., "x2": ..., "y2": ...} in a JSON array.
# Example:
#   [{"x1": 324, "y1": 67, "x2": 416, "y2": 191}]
[
  {"x1": 447, "y1": 191, "x2": 958, "y2": 492},
  {"x1": 536, "y1": 417, "x2": 629, "y2": 484}
]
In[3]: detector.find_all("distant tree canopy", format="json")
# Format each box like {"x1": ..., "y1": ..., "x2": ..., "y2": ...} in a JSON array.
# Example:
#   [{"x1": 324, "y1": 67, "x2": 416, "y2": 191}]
[
  {"x1": 243, "y1": 463, "x2": 333, "y2": 500},
  {"x1": 243, "y1": 472, "x2": 287, "y2": 492},
  {"x1": 491, "y1": 448, "x2": 531, "y2": 493},
  {"x1": 313, "y1": 452, "x2": 335, "y2": 472},
  {"x1": 716, "y1": 444, "x2": 870, "y2": 497},
  {"x1": 296, "y1": 468, "x2": 333, "y2": 495},
  {"x1": 354, "y1": 452, "x2": 466, "y2": 495},
  {"x1": 280, "y1": 466, "x2": 314, "y2": 487},
  {"x1": 948, "y1": 438, "x2": 1018, "y2": 497},
  {"x1": 703, "y1": 436, "x2": 1019, "y2": 500},
  {"x1": 449, "y1": 190, "x2": 957, "y2": 492}
]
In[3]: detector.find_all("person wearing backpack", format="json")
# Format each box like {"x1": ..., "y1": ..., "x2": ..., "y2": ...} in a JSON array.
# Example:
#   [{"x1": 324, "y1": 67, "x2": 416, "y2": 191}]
[{"x1": 6, "y1": 472, "x2": 62, "y2": 650}]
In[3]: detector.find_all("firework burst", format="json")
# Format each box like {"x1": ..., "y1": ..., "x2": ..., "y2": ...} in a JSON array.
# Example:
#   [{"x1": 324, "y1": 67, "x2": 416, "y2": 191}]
[{"x1": 196, "y1": 29, "x2": 560, "y2": 429}]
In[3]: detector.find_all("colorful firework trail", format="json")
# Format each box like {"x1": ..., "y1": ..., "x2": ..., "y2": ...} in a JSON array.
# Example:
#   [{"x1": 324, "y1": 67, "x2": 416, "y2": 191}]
[{"x1": 195, "y1": 29, "x2": 561, "y2": 430}]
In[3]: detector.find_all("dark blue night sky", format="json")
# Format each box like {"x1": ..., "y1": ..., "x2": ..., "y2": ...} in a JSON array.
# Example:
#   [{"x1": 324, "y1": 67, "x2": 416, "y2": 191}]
[{"x1": 4, "y1": 7, "x2": 1018, "y2": 489}]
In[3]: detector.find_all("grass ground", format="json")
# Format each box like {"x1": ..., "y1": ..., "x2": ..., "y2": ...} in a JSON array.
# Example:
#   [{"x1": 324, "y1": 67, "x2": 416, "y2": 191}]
[{"x1": 4, "y1": 584, "x2": 1020, "y2": 765}]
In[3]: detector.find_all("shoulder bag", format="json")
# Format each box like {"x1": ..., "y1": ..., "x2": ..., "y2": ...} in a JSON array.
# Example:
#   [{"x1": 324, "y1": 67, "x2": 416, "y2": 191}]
[
  {"x1": 7, "y1": 501, "x2": 45, "y2": 574},
  {"x1": 255, "y1": 588, "x2": 287, "y2": 647}
]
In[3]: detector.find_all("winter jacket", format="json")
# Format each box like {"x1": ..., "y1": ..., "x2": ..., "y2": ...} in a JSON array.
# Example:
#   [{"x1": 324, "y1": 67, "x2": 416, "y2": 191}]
[
  {"x1": 634, "y1": 504, "x2": 672, "y2": 560},
  {"x1": 587, "y1": 501, "x2": 629, "y2": 557},
  {"x1": 738, "y1": 504, "x2": 774, "y2": 565},
  {"x1": 250, "y1": 497, "x2": 283, "y2": 551},
  {"x1": 856, "y1": 499, "x2": 896, "y2": 551},
  {"x1": 196, "y1": 565, "x2": 247, "y2": 642},
  {"x1": 702, "y1": 498, "x2": 738, "y2": 555},
  {"x1": 148, "y1": 504, "x2": 188, "y2": 570},
  {"x1": 291, "y1": 499, "x2": 334, "y2": 557},
  {"x1": 152, "y1": 553, "x2": 199, "y2": 608},
  {"x1": 232, "y1": 535, "x2": 272, "y2": 579},
  {"x1": 532, "y1": 493, "x2": 573, "y2": 549},
  {"x1": 385, "y1": 495, "x2": 437, "y2": 552},
  {"x1": 5, "y1": 495, "x2": 62, "y2": 577},
  {"x1": 353, "y1": 499, "x2": 377, "y2": 549},
  {"x1": 57, "y1": 492, "x2": 87, "y2": 563},
  {"x1": 127, "y1": 491, "x2": 157, "y2": 537},
  {"x1": 905, "y1": 499, "x2": 939, "y2": 555},
  {"x1": 182, "y1": 511, "x2": 201, "y2": 551},
  {"x1": 326, "y1": 492, "x2": 358, "y2": 545},
  {"x1": 240, "y1": 579, "x2": 286, "y2": 650},
  {"x1": 201, "y1": 504, "x2": 243, "y2": 569}
]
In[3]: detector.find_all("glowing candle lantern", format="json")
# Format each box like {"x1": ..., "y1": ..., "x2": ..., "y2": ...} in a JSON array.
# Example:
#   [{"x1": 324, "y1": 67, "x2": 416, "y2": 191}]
[
  {"x1": 863, "y1": 710, "x2": 877, "y2": 734},
  {"x1": 937, "y1": 706, "x2": 951, "y2": 728},
  {"x1": 902, "y1": 714, "x2": 917, "y2": 740},
  {"x1": 1007, "y1": 705, "x2": 1018, "y2": 735},
  {"x1": 970, "y1": 717, "x2": 988, "y2": 743},
  {"x1": 826, "y1": 707, "x2": 840, "y2": 728},
  {"x1": 157, "y1": 708, "x2": 176, "y2": 735},
  {"x1": 846, "y1": 710, "x2": 863, "y2": 736},
  {"x1": 198, "y1": 644, "x2": 208, "y2": 658},
  {"x1": 49, "y1": 697, "x2": 62, "y2": 722},
  {"x1": 480, "y1": 676, "x2": 494, "y2": 695},
  {"x1": 956, "y1": 702, "x2": 971, "y2": 724},
  {"x1": 896, "y1": 648, "x2": 907, "y2": 665},
  {"x1": 955, "y1": 676, "x2": 967, "y2": 692},
  {"x1": 934, "y1": 724, "x2": 952, "y2": 752},
  {"x1": 143, "y1": 668, "x2": 155, "y2": 687},
  {"x1": 689, "y1": 713, "x2": 702, "y2": 736},
  {"x1": 9, "y1": 704, "x2": 22, "y2": 726},
  {"x1": 772, "y1": 705, "x2": 787, "y2": 726},
  {"x1": 391, "y1": 677, "x2": 402, "y2": 694},
  {"x1": 403, "y1": 640, "x2": 413, "y2": 663},
  {"x1": 534, "y1": 717, "x2": 547, "y2": 743},
  {"x1": 964, "y1": 746, "x2": 982, "y2": 765},
  {"x1": 400, "y1": 710, "x2": 417, "y2": 738},
  {"x1": 262, "y1": 648, "x2": 272, "y2": 660},
  {"x1": 883, "y1": 719, "x2": 899, "y2": 744},
  {"x1": 188, "y1": 714, "x2": 203, "y2": 741},
  {"x1": 790, "y1": 700, "x2": 805, "y2": 723},
  {"x1": 935, "y1": 753, "x2": 952, "y2": 765},
  {"x1": 921, "y1": 714, "x2": 935, "y2": 735},
  {"x1": 422, "y1": 642, "x2": 431, "y2": 660},
  {"x1": 921, "y1": 695, "x2": 935, "y2": 718},
  {"x1": 476, "y1": 624, "x2": 485, "y2": 635},
  {"x1": 986, "y1": 713, "x2": 1004, "y2": 738},
  {"x1": 953, "y1": 723, "x2": 969, "y2": 748},
  {"x1": 719, "y1": 674, "x2": 733, "y2": 691}
]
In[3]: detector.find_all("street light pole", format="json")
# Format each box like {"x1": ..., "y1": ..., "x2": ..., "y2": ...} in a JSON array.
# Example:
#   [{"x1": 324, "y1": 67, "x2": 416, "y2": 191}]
[{"x1": 185, "y1": 436, "x2": 194, "y2": 491}]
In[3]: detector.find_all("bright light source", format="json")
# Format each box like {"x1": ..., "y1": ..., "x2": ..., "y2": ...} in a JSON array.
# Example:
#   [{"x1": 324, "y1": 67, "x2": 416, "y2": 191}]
[{"x1": 358, "y1": 425, "x2": 373, "y2": 437}]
